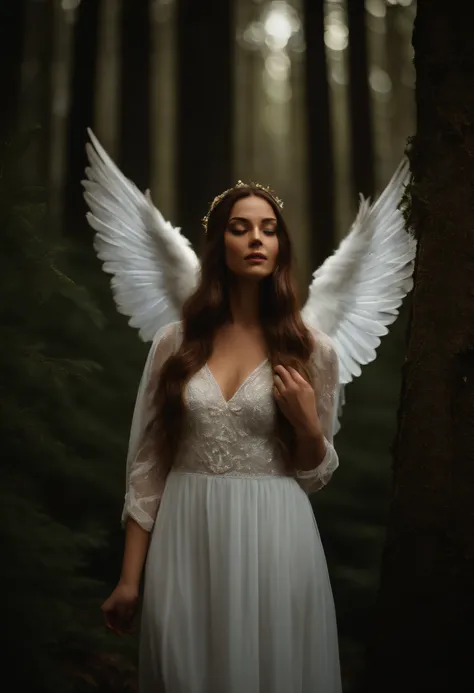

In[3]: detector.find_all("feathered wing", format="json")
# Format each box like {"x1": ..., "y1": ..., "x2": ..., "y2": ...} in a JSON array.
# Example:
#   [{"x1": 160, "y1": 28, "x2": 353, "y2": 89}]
[
  {"x1": 82, "y1": 129, "x2": 201, "y2": 342},
  {"x1": 302, "y1": 158, "x2": 416, "y2": 427}
]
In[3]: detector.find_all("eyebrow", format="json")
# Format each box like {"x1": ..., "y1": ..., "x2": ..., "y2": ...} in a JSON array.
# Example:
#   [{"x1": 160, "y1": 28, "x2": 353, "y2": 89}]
[{"x1": 229, "y1": 216, "x2": 277, "y2": 224}]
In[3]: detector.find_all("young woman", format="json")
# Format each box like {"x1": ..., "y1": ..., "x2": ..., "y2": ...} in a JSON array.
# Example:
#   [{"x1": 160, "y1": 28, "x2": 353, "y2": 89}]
[
  {"x1": 84, "y1": 130, "x2": 414, "y2": 693},
  {"x1": 101, "y1": 184, "x2": 342, "y2": 692}
]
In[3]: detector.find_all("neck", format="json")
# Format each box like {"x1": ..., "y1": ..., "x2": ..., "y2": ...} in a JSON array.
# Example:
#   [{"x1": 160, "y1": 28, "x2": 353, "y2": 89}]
[{"x1": 227, "y1": 280, "x2": 261, "y2": 328}]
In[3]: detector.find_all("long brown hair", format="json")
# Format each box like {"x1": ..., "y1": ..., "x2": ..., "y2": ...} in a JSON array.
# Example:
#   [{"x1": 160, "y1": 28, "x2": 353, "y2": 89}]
[{"x1": 151, "y1": 185, "x2": 315, "y2": 473}]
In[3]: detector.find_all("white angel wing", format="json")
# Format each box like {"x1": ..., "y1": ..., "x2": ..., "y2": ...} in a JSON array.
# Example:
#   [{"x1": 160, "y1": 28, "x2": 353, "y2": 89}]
[
  {"x1": 82, "y1": 128, "x2": 201, "y2": 342},
  {"x1": 302, "y1": 158, "x2": 416, "y2": 389}
]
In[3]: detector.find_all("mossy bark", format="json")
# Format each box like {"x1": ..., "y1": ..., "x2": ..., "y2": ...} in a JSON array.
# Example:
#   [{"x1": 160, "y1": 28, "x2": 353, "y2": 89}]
[{"x1": 362, "y1": 2, "x2": 474, "y2": 691}]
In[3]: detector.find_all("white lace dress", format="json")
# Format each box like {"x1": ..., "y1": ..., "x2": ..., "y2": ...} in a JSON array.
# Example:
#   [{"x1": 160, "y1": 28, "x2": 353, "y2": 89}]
[{"x1": 123, "y1": 321, "x2": 342, "y2": 693}]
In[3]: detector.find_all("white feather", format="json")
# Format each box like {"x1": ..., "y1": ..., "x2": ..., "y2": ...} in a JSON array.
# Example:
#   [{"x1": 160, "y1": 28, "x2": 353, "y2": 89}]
[
  {"x1": 302, "y1": 158, "x2": 416, "y2": 421},
  {"x1": 82, "y1": 129, "x2": 201, "y2": 342},
  {"x1": 83, "y1": 129, "x2": 415, "y2": 436}
]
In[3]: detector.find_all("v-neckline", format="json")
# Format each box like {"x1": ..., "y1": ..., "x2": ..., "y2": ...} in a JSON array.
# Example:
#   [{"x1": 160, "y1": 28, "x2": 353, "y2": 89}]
[{"x1": 205, "y1": 359, "x2": 269, "y2": 406}]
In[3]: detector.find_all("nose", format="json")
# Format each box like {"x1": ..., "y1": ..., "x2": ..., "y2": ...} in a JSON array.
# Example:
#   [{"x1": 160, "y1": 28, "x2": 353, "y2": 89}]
[{"x1": 248, "y1": 227, "x2": 264, "y2": 245}]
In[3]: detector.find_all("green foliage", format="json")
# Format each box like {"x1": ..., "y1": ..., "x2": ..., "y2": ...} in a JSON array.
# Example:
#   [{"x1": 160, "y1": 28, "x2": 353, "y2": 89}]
[{"x1": 0, "y1": 132, "x2": 144, "y2": 692}]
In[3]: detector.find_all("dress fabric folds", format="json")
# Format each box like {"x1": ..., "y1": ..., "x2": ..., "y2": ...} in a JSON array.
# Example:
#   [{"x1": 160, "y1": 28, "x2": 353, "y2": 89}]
[{"x1": 123, "y1": 321, "x2": 343, "y2": 693}]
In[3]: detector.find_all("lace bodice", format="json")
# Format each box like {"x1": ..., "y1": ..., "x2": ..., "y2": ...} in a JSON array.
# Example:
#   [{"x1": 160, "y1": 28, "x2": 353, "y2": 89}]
[{"x1": 122, "y1": 321, "x2": 340, "y2": 531}]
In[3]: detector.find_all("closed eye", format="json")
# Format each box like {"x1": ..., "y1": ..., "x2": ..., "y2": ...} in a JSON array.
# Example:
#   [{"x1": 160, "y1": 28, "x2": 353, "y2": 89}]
[{"x1": 228, "y1": 227, "x2": 277, "y2": 235}]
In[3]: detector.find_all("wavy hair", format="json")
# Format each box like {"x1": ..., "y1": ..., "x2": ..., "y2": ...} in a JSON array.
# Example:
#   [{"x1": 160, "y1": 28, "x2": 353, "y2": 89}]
[{"x1": 151, "y1": 185, "x2": 315, "y2": 473}]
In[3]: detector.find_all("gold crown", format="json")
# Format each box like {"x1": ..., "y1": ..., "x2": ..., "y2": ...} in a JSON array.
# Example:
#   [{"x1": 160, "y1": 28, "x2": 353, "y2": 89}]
[{"x1": 202, "y1": 181, "x2": 284, "y2": 233}]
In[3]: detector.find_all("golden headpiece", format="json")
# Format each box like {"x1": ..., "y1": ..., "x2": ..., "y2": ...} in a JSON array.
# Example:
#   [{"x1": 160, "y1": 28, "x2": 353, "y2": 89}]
[{"x1": 202, "y1": 181, "x2": 284, "y2": 233}]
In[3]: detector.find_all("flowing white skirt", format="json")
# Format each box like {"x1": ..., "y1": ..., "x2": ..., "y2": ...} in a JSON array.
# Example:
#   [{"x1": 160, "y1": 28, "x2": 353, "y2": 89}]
[{"x1": 139, "y1": 469, "x2": 342, "y2": 693}]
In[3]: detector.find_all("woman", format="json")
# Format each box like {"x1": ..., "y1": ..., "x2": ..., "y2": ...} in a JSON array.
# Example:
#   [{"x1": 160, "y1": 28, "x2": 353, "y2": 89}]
[{"x1": 101, "y1": 182, "x2": 343, "y2": 693}]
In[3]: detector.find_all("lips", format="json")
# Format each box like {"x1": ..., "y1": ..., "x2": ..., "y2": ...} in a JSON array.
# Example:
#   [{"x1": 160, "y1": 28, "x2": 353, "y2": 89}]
[{"x1": 245, "y1": 253, "x2": 267, "y2": 260}]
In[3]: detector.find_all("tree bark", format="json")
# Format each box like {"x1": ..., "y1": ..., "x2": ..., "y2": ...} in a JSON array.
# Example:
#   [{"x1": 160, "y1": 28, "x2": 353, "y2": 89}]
[
  {"x1": 362, "y1": 3, "x2": 474, "y2": 692},
  {"x1": 347, "y1": 0, "x2": 375, "y2": 200},
  {"x1": 118, "y1": 0, "x2": 151, "y2": 190},
  {"x1": 176, "y1": 0, "x2": 233, "y2": 249},
  {"x1": 302, "y1": 0, "x2": 335, "y2": 267},
  {"x1": 63, "y1": 0, "x2": 101, "y2": 239}
]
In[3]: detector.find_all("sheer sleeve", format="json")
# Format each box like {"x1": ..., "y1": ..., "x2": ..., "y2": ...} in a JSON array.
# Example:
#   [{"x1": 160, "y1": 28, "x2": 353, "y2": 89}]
[
  {"x1": 121, "y1": 321, "x2": 182, "y2": 532},
  {"x1": 295, "y1": 328, "x2": 340, "y2": 494}
]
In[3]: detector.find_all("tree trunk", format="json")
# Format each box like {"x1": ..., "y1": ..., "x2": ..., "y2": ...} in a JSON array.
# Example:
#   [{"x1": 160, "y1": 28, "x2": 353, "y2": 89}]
[
  {"x1": 63, "y1": 0, "x2": 101, "y2": 239},
  {"x1": 0, "y1": 1, "x2": 26, "y2": 143},
  {"x1": 347, "y1": 0, "x2": 374, "y2": 200},
  {"x1": 302, "y1": 0, "x2": 335, "y2": 267},
  {"x1": 19, "y1": 0, "x2": 54, "y2": 186},
  {"x1": 118, "y1": 0, "x2": 151, "y2": 190},
  {"x1": 362, "y1": 3, "x2": 474, "y2": 692},
  {"x1": 176, "y1": 0, "x2": 233, "y2": 249},
  {"x1": 386, "y1": 3, "x2": 415, "y2": 170}
]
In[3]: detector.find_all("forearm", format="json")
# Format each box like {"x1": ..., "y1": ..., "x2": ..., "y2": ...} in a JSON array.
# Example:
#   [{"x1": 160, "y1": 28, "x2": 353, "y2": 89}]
[
  {"x1": 294, "y1": 428, "x2": 327, "y2": 471},
  {"x1": 119, "y1": 517, "x2": 152, "y2": 587}
]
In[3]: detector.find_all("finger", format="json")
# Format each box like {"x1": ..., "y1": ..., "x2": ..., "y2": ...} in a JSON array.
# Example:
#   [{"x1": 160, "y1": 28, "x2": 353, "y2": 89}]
[
  {"x1": 103, "y1": 611, "x2": 117, "y2": 632},
  {"x1": 274, "y1": 365, "x2": 292, "y2": 387},
  {"x1": 104, "y1": 617, "x2": 122, "y2": 636},
  {"x1": 273, "y1": 374, "x2": 285, "y2": 395},
  {"x1": 103, "y1": 610, "x2": 113, "y2": 629},
  {"x1": 286, "y1": 366, "x2": 308, "y2": 384},
  {"x1": 104, "y1": 609, "x2": 125, "y2": 636},
  {"x1": 106, "y1": 623, "x2": 122, "y2": 636},
  {"x1": 108, "y1": 619, "x2": 126, "y2": 637}
]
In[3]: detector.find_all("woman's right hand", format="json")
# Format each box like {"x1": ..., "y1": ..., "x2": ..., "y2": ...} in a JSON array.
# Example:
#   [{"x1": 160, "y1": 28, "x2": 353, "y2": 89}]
[{"x1": 101, "y1": 581, "x2": 139, "y2": 636}]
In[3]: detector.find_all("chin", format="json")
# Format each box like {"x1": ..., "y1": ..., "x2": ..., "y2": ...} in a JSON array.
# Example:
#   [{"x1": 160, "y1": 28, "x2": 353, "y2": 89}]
[
  {"x1": 243, "y1": 266, "x2": 273, "y2": 279},
  {"x1": 227, "y1": 264, "x2": 275, "y2": 282}
]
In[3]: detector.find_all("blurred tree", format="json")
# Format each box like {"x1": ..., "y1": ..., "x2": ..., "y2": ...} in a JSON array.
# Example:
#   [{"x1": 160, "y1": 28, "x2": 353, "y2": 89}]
[
  {"x1": 0, "y1": 1, "x2": 26, "y2": 140},
  {"x1": 347, "y1": 0, "x2": 374, "y2": 201},
  {"x1": 64, "y1": 0, "x2": 102, "y2": 240},
  {"x1": 18, "y1": 0, "x2": 54, "y2": 186},
  {"x1": 176, "y1": 0, "x2": 234, "y2": 248},
  {"x1": 119, "y1": 0, "x2": 152, "y2": 190},
  {"x1": 362, "y1": 3, "x2": 474, "y2": 692},
  {"x1": 302, "y1": 0, "x2": 335, "y2": 266},
  {"x1": 386, "y1": 3, "x2": 415, "y2": 172}
]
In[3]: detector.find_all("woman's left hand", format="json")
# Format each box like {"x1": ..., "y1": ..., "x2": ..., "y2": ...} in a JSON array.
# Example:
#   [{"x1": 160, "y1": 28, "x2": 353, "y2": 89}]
[{"x1": 273, "y1": 365, "x2": 321, "y2": 436}]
